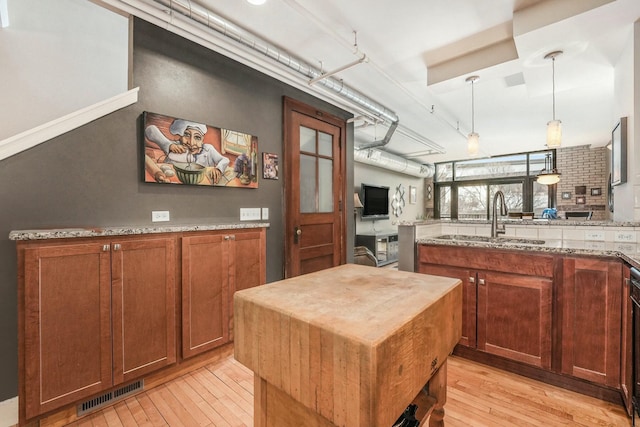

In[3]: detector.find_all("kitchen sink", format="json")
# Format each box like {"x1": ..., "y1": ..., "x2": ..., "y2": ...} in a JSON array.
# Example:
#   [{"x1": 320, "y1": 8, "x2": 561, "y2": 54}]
[{"x1": 433, "y1": 234, "x2": 546, "y2": 245}]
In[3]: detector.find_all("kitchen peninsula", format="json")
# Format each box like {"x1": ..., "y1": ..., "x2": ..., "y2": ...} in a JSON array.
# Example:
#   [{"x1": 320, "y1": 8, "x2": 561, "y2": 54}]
[
  {"x1": 233, "y1": 264, "x2": 462, "y2": 427},
  {"x1": 398, "y1": 219, "x2": 639, "y2": 417}
]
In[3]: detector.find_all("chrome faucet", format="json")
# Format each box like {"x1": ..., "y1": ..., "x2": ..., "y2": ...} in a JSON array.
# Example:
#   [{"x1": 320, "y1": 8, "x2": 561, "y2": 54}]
[{"x1": 491, "y1": 190, "x2": 508, "y2": 238}]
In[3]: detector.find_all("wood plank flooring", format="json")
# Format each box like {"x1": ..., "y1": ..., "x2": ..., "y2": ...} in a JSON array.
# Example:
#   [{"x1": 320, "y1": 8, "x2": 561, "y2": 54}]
[{"x1": 63, "y1": 352, "x2": 631, "y2": 427}]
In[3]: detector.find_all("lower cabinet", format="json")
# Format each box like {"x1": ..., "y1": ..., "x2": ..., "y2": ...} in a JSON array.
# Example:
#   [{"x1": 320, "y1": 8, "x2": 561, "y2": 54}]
[
  {"x1": 181, "y1": 228, "x2": 266, "y2": 358},
  {"x1": 560, "y1": 257, "x2": 622, "y2": 388},
  {"x1": 419, "y1": 245, "x2": 553, "y2": 370},
  {"x1": 20, "y1": 236, "x2": 176, "y2": 420},
  {"x1": 18, "y1": 227, "x2": 266, "y2": 423},
  {"x1": 419, "y1": 244, "x2": 627, "y2": 394}
]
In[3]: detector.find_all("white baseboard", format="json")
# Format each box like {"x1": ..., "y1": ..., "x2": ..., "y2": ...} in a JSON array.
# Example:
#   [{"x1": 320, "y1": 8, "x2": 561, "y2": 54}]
[{"x1": 0, "y1": 397, "x2": 18, "y2": 427}]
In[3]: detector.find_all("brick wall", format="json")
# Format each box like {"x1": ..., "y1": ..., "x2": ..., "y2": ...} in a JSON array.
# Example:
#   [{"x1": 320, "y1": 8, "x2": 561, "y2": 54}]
[{"x1": 556, "y1": 145, "x2": 610, "y2": 221}]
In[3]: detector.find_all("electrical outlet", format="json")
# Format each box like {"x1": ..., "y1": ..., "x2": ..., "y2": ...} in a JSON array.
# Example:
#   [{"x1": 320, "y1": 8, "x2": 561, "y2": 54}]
[
  {"x1": 262, "y1": 207, "x2": 269, "y2": 220},
  {"x1": 615, "y1": 231, "x2": 636, "y2": 242},
  {"x1": 240, "y1": 208, "x2": 261, "y2": 221},
  {"x1": 584, "y1": 230, "x2": 604, "y2": 241},
  {"x1": 152, "y1": 211, "x2": 170, "y2": 222}
]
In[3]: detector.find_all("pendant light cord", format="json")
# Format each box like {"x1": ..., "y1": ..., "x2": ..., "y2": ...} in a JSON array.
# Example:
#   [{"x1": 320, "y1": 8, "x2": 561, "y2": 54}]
[
  {"x1": 552, "y1": 56, "x2": 556, "y2": 121},
  {"x1": 471, "y1": 79, "x2": 475, "y2": 132}
]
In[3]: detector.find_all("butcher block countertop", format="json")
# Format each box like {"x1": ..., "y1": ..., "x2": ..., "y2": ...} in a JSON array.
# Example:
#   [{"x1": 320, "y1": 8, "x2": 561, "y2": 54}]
[{"x1": 233, "y1": 264, "x2": 462, "y2": 427}]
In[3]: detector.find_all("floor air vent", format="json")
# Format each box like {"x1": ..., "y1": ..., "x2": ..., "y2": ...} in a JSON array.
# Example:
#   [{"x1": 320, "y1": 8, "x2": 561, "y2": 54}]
[{"x1": 77, "y1": 379, "x2": 144, "y2": 416}]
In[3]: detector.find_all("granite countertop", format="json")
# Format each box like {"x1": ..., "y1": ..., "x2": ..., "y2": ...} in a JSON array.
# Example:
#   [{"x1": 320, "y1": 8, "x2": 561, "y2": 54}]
[
  {"x1": 400, "y1": 219, "x2": 640, "y2": 227},
  {"x1": 9, "y1": 222, "x2": 270, "y2": 241},
  {"x1": 417, "y1": 235, "x2": 640, "y2": 269}
]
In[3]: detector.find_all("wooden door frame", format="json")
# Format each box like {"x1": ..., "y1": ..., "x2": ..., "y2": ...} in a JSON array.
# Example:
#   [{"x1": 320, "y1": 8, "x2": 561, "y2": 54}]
[{"x1": 283, "y1": 96, "x2": 347, "y2": 278}]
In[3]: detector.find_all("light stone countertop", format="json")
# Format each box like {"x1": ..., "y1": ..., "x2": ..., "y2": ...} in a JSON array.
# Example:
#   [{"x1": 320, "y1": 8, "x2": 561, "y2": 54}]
[
  {"x1": 9, "y1": 222, "x2": 270, "y2": 241},
  {"x1": 417, "y1": 235, "x2": 640, "y2": 270}
]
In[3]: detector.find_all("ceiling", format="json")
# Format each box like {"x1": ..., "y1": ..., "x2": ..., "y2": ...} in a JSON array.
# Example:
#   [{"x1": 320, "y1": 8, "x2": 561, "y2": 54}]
[{"x1": 192, "y1": 0, "x2": 639, "y2": 165}]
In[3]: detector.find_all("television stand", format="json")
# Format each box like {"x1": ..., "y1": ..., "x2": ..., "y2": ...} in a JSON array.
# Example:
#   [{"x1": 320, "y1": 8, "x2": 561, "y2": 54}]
[{"x1": 356, "y1": 231, "x2": 398, "y2": 266}]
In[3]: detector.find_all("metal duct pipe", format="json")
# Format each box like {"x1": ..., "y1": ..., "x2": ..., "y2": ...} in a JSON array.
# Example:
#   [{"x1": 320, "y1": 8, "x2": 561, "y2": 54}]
[
  {"x1": 356, "y1": 120, "x2": 398, "y2": 150},
  {"x1": 153, "y1": 0, "x2": 399, "y2": 124},
  {"x1": 354, "y1": 148, "x2": 435, "y2": 178}
]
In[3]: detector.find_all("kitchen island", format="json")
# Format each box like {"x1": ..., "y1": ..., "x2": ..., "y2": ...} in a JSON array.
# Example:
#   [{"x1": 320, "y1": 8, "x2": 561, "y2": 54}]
[{"x1": 233, "y1": 264, "x2": 462, "y2": 427}]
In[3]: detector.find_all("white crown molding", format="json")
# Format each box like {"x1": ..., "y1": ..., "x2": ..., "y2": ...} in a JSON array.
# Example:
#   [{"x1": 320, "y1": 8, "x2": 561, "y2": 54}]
[{"x1": 0, "y1": 87, "x2": 139, "y2": 162}]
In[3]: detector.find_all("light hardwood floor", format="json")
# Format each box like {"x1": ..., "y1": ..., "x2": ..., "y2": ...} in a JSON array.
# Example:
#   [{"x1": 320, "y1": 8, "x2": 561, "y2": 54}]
[{"x1": 61, "y1": 350, "x2": 631, "y2": 427}]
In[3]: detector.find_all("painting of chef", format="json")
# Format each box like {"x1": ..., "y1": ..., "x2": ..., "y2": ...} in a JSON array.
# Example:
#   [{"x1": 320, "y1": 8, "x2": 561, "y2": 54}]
[{"x1": 143, "y1": 111, "x2": 259, "y2": 188}]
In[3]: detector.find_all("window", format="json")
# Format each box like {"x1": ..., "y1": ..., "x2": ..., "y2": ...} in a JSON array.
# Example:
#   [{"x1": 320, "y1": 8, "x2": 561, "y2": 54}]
[{"x1": 435, "y1": 150, "x2": 555, "y2": 220}]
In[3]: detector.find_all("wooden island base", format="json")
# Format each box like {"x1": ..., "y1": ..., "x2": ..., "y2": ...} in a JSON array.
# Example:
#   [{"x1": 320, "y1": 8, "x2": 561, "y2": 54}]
[
  {"x1": 254, "y1": 360, "x2": 447, "y2": 427},
  {"x1": 234, "y1": 265, "x2": 462, "y2": 427}
]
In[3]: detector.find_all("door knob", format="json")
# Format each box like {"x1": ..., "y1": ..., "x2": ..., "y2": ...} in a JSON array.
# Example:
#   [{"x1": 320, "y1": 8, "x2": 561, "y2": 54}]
[{"x1": 294, "y1": 226, "x2": 302, "y2": 243}]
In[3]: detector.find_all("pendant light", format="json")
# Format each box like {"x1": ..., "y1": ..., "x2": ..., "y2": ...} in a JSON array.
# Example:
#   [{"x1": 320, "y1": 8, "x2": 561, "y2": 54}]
[
  {"x1": 545, "y1": 51, "x2": 563, "y2": 148},
  {"x1": 466, "y1": 75, "x2": 480, "y2": 156},
  {"x1": 537, "y1": 152, "x2": 561, "y2": 185}
]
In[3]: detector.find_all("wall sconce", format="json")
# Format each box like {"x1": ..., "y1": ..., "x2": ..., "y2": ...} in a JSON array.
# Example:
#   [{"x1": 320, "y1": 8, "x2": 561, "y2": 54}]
[{"x1": 354, "y1": 192, "x2": 363, "y2": 210}]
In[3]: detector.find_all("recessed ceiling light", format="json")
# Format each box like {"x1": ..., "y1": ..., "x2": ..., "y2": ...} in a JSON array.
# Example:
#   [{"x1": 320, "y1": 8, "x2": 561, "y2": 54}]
[{"x1": 246, "y1": 0, "x2": 267, "y2": 5}]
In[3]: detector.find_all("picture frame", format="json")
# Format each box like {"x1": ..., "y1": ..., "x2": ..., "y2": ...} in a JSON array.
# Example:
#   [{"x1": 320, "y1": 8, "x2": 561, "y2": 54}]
[
  {"x1": 142, "y1": 112, "x2": 259, "y2": 188},
  {"x1": 263, "y1": 152, "x2": 278, "y2": 179},
  {"x1": 576, "y1": 196, "x2": 586, "y2": 205},
  {"x1": 590, "y1": 187, "x2": 602, "y2": 196},
  {"x1": 575, "y1": 186, "x2": 586, "y2": 195},
  {"x1": 561, "y1": 192, "x2": 572, "y2": 200},
  {"x1": 409, "y1": 186, "x2": 417, "y2": 204},
  {"x1": 611, "y1": 117, "x2": 627, "y2": 186}
]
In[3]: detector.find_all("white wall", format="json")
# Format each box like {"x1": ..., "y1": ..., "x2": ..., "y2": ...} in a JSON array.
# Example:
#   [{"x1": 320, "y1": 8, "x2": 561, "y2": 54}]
[
  {"x1": 354, "y1": 163, "x2": 426, "y2": 234},
  {"x1": 612, "y1": 20, "x2": 638, "y2": 221},
  {"x1": 0, "y1": 0, "x2": 128, "y2": 141}
]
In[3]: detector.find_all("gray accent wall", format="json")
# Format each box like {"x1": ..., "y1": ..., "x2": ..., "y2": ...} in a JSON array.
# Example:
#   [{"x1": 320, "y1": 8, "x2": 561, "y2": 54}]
[{"x1": 0, "y1": 18, "x2": 353, "y2": 401}]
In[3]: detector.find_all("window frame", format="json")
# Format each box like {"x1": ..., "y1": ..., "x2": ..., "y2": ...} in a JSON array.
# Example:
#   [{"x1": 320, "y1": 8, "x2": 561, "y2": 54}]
[{"x1": 434, "y1": 150, "x2": 556, "y2": 220}]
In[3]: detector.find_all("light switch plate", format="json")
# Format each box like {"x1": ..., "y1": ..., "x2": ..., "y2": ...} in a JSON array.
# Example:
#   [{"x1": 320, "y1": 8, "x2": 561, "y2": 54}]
[
  {"x1": 240, "y1": 208, "x2": 261, "y2": 221},
  {"x1": 262, "y1": 208, "x2": 269, "y2": 220},
  {"x1": 152, "y1": 211, "x2": 170, "y2": 222}
]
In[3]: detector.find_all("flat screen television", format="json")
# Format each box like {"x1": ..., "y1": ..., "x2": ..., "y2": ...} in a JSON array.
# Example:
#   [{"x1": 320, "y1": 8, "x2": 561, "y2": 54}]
[{"x1": 361, "y1": 183, "x2": 390, "y2": 220}]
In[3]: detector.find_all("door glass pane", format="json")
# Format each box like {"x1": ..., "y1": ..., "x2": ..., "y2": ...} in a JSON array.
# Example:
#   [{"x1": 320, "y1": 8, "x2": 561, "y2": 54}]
[
  {"x1": 300, "y1": 154, "x2": 316, "y2": 213},
  {"x1": 458, "y1": 185, "x2": 488, "y2": 220},
  {"x1": 300, "y1": 126, "x2": 316, "y2": 153},
  {"x1": 318, "y1": 131, "x2": 332, "y2": 157},
  {"x1": 489, "y1": 183, "x2": 523, "y2": 218},
  {"x1": 318, "y1": 158, "x2": 333, "y2": 212},
  {"x1": 439, "y1": 185, "x2": 451, "y2": 218}
]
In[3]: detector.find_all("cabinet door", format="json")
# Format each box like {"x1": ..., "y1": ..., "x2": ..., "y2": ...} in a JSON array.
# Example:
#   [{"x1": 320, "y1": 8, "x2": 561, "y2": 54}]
[
  {"x1": 181, "y1": 233, "x2": 230, "y2": 358},
  {"x1": 229, "y1": 229, "x2": 266, "y2": 340},
  {"x1": 23, "y1": 243, "x2": 112, "y2": 419},
  {"x1": 112, "y1": 237, "x2": 177, "y2": 383},
  {"x1": 477, "y1": 271, "x2": 552, "y2": 369},
  {"x1": 561, "y1": 258, "x2": 622, "y2": 387},
  {"x1": 418, "y1": 263, "x2": 475, "y2": 348}
]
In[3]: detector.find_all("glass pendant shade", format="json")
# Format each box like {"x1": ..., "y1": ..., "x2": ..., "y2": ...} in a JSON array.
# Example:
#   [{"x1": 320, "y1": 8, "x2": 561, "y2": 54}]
[
  {"x1": 547, "y1": 119, "x2": 562, "y2": 149},
  {"x1": 467, "y1": 132, "x2": 479, "y2": 156},
  {"x1": 537, "y1": 171, "x2": 561, "y2": 185}
]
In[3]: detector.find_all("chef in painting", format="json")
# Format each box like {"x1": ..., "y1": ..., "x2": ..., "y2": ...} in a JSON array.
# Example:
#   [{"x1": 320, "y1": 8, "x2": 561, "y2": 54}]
[{"x1": 145, "y1": 119, "x2": 230, "y2": 184}]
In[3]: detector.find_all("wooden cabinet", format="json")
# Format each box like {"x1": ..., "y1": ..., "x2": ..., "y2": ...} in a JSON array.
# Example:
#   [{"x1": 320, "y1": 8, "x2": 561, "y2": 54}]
[
  {"x1": 181, "y1": 228, "x2": 266, "y2": 358},
  {"x1": 560, "y1": 257, "x2": 622, "y2": 388},
  {"x1": 621, "y1": 263, "x2": 633, "y2": 415},
  {"x1": 418, "y1": 245, "x2": 553, "y2": 369},
  {"x1": 19, "y1": 236, "x2": 176, "y2": 419}
]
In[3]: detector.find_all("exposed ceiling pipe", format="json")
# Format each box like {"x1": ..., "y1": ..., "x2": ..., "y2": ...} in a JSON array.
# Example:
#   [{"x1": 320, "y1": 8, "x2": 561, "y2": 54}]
[
  {"x1": 356, "y1": 120, "x2": 398, "y2": 150},
  {"x1": 354, "y1": 148, "x2": 435, "y2": 178},
  {"x1": 152, "y1": 0, "x2": 400, "y2": 125}
]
